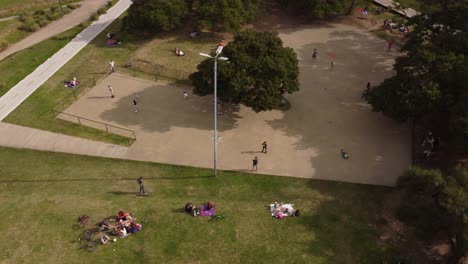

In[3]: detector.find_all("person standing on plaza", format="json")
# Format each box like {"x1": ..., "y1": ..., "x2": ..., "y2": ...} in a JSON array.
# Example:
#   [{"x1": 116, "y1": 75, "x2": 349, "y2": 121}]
[
  {"x1": 108, "y1": 85, "x2": 114, "y2": 98},
  {"x1": 387, "y1": 39, "x2": 394, "y2": 51},
  {"x1": 183, "y1": 91, "x2": 188, "y2": 99},
  {"x1": 312, "y1": 48, "x2": 317, "y2": 60},
  {"x1": 261, "y1": 141, "x2": 267, "y2": 153},
  {"x1": 109, "y1": 60, "x2": 115, "y2": 73},
  {"x1": 137, "y1": 177, "x2": 145, "y2": 194},
  {"x1": 252, "y1": 156, "x2": 259, "y2": 172}
]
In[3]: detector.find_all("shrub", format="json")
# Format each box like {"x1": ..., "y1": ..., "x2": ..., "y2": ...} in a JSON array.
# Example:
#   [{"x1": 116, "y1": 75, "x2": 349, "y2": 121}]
[
  {"x1": 21, "y1": 21, "x2": 40, "y2": 32},
  {"x1": 97, "y1": 7, "x2": 106, "y2": 15},
  {"x1": 36, "y1": 18, "x2": 49, "y2": 28},
  {"x1": 123, "y1": 0, "x2": 187, "y2": 32},
  {"x1": 34, "y1": 9, "x2": 46, "y2": 16},
  {"x1": 0, "y1": 42, "x2": 8, "y2": 52},
  {"x1": 89, "y1": 13, "x2": 99, "y2": 21},
  {"x1": 46, "y1": 12, "x2": 61, "y2": 21},
  {"x1": 67, "y1": 4, "x2": 77, "y2": 10}
]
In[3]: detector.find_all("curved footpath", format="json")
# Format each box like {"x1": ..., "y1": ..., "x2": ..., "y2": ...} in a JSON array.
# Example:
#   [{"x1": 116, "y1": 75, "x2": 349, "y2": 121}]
[{"x1": 0, "y1": 0, "x2": 110, "y2": 61}]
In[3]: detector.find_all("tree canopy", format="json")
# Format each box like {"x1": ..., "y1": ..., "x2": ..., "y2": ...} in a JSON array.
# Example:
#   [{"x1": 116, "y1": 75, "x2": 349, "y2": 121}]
[
  {"x1": 123, "y1": 0, "x2": 187, "y2": 32},
  {"x1": 398, "y1": 165, "x2": 468, "y2": 262},
  {"x1": 193, "y1": 0, "x2": 261, "y2": 32},
  {"x1": 277, "y1": 0, "x2": 368, "y2": 19},
  {"x1": 362, "y1": 2, "x2": 468, "y2": 149},
  {"x1": 190, "y1": 30, "x2": 299, "y2": 112}
]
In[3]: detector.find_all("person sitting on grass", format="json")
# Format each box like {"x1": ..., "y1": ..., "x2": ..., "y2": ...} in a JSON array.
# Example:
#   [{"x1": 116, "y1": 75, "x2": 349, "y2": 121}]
[
  {"x1": 188, "y1": 30, "x2": 198, "y2": 38},
  {"x1": 115, "y1": 226, "x2": 127, "y2": 238},
  {"x1": 199, "y1": 201, "x2": 215, "y2": 216},
  {"x1": 127, "y1": 222, "x2": 142, "y2": 234},
  {"x1": 65, "y1": 77, "x2": 79, "y2": 88},
  {"x1": 175, "y1": 47, "x2": 185, "y2": 56}
]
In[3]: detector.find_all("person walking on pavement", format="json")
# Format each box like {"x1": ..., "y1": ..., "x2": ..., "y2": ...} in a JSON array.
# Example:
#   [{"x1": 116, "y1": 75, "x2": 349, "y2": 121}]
[
  {"x1": 137, "y1": 177, "x2": 145, "y2": 194},
  {"x1": 312, "y1": 48, "x2": 317, "y2": 60},
  {"x1": 252, "y1": 156, "x2": 259, "y2": 172},
  {"x1": 134, "y1": 92, "x2": 140, "y2": 103},
  {"x1": 108, "y1": 85, "x2": 114, "y2": 98},
  {"x1": 261, "y1": 141, "x2": 267, "y2": 153},
  {"x1": 109, "y1": 60, "x2": 115, "y2": 73},
  {"x1": 133, "y1": 99, "x2": 138, "y2": 112}
]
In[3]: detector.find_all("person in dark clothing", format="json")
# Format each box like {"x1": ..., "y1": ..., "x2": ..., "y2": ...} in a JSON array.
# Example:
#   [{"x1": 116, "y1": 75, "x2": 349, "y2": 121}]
[
  {"x1": 137, "y1": 177, "x2": 145, "y2": 194},
  {"x1": 252, "y1": 156, "x2": 259, "y2": 171},
  {"x1": 261, "y1": 141, "x2": 268, "y2": 153}
]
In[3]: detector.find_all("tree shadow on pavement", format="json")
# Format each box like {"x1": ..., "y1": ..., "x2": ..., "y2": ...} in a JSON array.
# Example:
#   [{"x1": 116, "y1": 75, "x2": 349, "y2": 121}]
[
  {"x1": 266, "y1": 28, "x2": 410, "y2": 186},
  {"x1": 99, "y1": 79, "x2": 242, "y2": 133}
]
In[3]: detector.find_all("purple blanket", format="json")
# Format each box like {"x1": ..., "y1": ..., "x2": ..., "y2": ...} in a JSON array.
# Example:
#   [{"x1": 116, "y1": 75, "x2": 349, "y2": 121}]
[{"x1": 199, "y1": 204, "x2": 215, "y2": 216}]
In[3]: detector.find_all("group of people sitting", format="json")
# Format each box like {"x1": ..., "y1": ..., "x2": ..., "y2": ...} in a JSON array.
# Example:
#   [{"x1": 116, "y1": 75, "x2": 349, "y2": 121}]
[
  {"x1": 99, "y1": 210, "x2": 142, "y2": 244},
  {"x1": 384, "y1": 19, "x2": 409, "y2": 33},
  {"x1": 271, "y1": 202, "x2": 300, "y2": 219},
  {"x1": 64, "y1": 77, "x2": 79, "y2": 88},
  {"x1": 185, "y1": 201, "x2": 215, "y2": 217}
]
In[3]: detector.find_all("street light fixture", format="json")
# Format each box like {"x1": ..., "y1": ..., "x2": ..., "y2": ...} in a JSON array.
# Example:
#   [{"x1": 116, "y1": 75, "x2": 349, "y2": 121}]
[{"x1": 199, "y1": 51, "x2": 229, "y2": 177}]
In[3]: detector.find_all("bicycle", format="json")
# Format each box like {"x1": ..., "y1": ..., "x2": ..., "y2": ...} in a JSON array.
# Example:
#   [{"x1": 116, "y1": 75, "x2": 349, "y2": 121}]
[
  {"x1": 75, "y1": 228, "x2": 99, "y2": 252},
  {"x1": 72, "y1": 215, "x2": 90, "y2": 230}
]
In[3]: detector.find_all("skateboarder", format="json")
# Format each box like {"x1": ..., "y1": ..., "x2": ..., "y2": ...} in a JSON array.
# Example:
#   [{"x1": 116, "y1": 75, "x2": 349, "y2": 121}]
[{"x1": 108, "y1": 85, "x2": 114, "y2": 98}]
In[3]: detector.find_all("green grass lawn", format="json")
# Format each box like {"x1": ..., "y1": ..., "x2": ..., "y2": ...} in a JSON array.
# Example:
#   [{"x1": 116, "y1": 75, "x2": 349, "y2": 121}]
[
  {"x1": 0, "y1": 19, "x2": 30, "y2": 47},
  {"x1": 0, "y1": 147, "x2": 407, "y2": 263},
  {"x1": 0, "y1": 0, "x2": 78, "y2": 17}
]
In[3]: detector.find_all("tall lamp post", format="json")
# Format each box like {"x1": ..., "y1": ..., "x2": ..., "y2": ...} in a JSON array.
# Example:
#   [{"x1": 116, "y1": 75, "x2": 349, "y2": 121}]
[{"x1": 199, "y1": 48, "x2": 228, "y2": 177}]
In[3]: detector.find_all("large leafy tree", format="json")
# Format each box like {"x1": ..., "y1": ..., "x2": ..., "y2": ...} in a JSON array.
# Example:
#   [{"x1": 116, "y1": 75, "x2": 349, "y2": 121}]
[
  {"x1": 277, "y1": 0, "x2": 369, "y2": 19},
  {"x1": 193, "y1": 0, "x2": 261, "y2": 32},
  {"x1": 398, "y1": 165, "x2": 468, "y2": 262},
  {"x1": 190, "y1": 30, "x2": 299, "y2": 112},
  {"x1": 123, "y1": 0, "x2": 188, "y2": 32},
  {"x1": 362, "y1": 3, "x2": 468, "y2": 123}
]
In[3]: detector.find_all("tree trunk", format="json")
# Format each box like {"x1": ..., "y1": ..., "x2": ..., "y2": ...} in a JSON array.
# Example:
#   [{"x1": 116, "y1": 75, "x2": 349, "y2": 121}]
[{"x1": 347, "y1": 0, "x2": 357, "y2": 15}]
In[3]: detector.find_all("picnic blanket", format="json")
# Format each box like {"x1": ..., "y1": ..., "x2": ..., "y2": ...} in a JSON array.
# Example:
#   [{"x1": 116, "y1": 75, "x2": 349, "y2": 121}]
[
  {"x1": 199, "y1": 204, "x2": 215, "y2": 216},
  {"x1": 270, "y1": 204, "x2": 295, "y2": 217}
]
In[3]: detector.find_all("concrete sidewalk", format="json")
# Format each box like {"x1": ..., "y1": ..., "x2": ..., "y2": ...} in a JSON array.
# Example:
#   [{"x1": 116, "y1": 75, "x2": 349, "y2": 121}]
[
  {"x1": 0, "y1": 0, "x2": 132, "y2": 121},
  {"x1": 0, "y1": 0, "x2": 110, "y2": 61},
  {"x1": 0, "y1": 122, "x2": 128, "y2": 158}
]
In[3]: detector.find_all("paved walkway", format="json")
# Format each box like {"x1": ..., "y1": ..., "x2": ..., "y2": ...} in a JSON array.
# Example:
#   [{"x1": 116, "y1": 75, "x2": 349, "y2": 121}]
[
  {"x1": 0, "y1": 0, "x2": 110, "y2": 61},
  {"x1": 0, "y1": 0, "x2": 132, "y2": 121},
  {"x1": 0, "y1": 122, "x2": 128, "y2": 158}
]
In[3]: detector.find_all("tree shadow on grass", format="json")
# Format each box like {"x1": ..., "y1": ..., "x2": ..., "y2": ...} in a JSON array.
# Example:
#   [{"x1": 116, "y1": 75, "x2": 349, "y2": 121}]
[
  {"x1": 296, "y1": 180, "x2": 410, "y2": 262},
  {"x1": 108, "y1": 191, "x2": 137, "y2": 196},
  {"x1": 0, "y1": 175, "x2": 214, "y2": 183}
]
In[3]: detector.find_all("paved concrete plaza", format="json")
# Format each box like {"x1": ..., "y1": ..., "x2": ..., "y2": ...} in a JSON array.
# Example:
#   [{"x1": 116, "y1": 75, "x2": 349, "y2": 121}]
[{"x1": 61, "y1": 23, "x2": 411, "y2": 186}]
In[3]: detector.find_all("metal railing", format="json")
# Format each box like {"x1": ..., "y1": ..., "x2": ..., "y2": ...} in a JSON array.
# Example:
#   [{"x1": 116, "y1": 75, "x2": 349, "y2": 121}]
[
  {"x1": 52, "y1": 109, "x2": 136, "y2": 144},
  {"x1": 115, "y1": 61, "x2": 192, "y2": 87}
]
